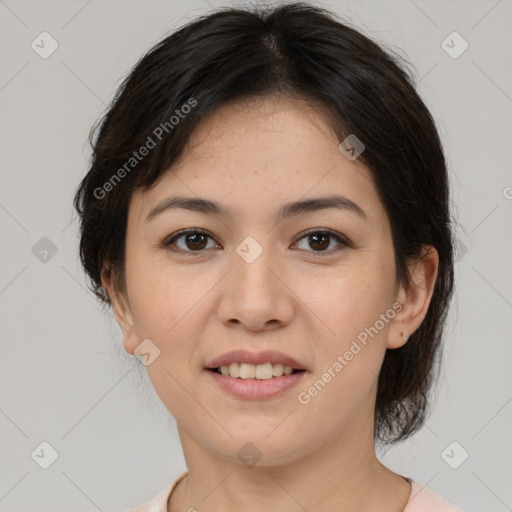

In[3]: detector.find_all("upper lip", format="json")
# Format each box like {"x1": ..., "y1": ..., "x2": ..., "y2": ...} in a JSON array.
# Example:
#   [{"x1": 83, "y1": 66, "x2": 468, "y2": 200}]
[{"x1": 206, "y1": 349, "x2": 307, "y2": 371}]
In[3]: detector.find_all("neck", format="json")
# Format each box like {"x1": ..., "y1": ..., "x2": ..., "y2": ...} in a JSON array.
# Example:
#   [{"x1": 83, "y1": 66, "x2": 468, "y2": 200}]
[{"x1": 169, "y1": 420, "x2": 411, "y2": 512}]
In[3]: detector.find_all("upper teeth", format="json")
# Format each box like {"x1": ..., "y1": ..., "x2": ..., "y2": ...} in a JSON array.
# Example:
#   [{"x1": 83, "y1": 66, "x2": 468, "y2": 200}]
[{"x1": 218, "y1": 362, "x2": 295, "y2": 379}]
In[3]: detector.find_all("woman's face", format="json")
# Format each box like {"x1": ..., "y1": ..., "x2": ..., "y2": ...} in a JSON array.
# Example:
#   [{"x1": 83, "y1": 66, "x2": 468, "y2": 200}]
[{"x1": 107, "y1": 95, "x2": 418, "y2": 466}]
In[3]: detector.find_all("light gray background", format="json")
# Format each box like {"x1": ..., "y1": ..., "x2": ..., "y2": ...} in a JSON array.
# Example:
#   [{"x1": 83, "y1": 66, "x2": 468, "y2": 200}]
[{"x1": 1, "y1": 0, "x2": 511, "y2": 510}]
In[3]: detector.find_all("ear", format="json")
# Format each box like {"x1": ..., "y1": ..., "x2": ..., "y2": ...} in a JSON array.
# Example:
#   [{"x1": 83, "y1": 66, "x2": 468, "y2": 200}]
[
  {"x1": 101, "y1": 265, "x2": 139, "y2": 355},
  {"x1": 387, "y1": 245, "x2": 439, "y2": 349}
]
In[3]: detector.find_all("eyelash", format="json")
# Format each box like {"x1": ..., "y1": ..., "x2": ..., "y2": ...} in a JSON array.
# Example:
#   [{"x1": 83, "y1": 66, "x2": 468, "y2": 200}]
[{"x1": 162, "y1": 228, "x2": 352, "y2": 255}]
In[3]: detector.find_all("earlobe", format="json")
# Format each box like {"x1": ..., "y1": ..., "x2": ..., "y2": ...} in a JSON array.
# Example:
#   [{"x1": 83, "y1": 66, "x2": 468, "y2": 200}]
[
  {"x1": 387, "y1": 245, "x2": 439, "y2": 350},
  {"x1": 100, "y1": 265, "x2": 139, "y2": 355}
]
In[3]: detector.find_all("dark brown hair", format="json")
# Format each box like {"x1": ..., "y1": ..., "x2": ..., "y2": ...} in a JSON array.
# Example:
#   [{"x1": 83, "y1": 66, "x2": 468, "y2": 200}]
[{"x1": 73, "y1": 1, "x2": 455, "y2": 445}]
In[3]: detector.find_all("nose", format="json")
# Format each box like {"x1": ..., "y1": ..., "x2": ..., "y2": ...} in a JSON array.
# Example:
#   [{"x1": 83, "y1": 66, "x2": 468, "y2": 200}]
[{"x1": 216, "y1": 242, "x2": 294, "y2": 332}]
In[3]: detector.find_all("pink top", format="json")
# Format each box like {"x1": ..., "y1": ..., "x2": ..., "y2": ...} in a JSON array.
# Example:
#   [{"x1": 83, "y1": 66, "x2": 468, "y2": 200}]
[{"x1": 129, "y1": 471, "x2": 463, "y2": 512}]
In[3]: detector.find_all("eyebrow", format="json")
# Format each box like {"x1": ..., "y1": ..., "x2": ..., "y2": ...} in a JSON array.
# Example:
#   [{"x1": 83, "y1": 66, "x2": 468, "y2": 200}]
[{"x1": 146, "y1": 194, "x2": 367, "y2": 222}]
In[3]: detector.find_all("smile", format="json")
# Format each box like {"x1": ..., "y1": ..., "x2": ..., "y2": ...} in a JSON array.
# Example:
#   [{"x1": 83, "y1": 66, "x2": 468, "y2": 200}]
[{"x1": 213, "y1": 362, "x2": 300, "y2": 380}]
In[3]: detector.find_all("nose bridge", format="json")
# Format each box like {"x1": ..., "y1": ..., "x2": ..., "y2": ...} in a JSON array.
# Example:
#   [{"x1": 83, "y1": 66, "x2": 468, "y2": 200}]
[
  {"x1": 217, "y1": 234, "x2": 293, "y2": 329},
  {"x1": 232, "y1": 234, "x2": 279, "y2": 297}
]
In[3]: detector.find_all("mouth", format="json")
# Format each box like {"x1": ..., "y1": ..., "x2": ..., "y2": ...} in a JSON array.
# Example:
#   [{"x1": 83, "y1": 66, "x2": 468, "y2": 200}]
[
  {"x1": 206, "y1": 362, "x2": 306, "y2": 380},
  {"x1": 205, "y1": 349, "x2": 308, "y2": 380},
  {"x1": 205, "y1": 363, "x2": 307, "y2": 400}
]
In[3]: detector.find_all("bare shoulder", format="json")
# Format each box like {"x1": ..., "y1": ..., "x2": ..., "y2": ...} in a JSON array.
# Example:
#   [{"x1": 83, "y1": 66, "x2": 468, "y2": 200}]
[{"x1": 405, "y1": 480, "x2": 463, "y2": 511}]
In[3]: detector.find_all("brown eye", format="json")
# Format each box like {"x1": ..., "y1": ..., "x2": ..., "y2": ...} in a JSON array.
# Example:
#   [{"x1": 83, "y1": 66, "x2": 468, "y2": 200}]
[
  {"x1": 164, "y1": 229, "x2": 218, "y2": 252},
  {"x1": 308, "y1": 232, "x2": 330, "y2": 251},
  {"x1": 183, "y1": 232, "x2": 208, "y2": 250},
  {"x1": 163, "y1": 228, "x2": 350, "y2": 255},
  {"x1": 294, "y1": 230, "x2": 349, "y2": 253}
]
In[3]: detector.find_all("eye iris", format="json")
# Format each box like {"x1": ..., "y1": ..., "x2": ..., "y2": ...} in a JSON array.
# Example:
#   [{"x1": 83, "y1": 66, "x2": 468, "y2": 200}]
[
  {"x1": 310, "y1": 233, "x2": 330, "y2": 251},
  {"x1": 186, "y1": 232, "x2": 208, "y2": 250}
]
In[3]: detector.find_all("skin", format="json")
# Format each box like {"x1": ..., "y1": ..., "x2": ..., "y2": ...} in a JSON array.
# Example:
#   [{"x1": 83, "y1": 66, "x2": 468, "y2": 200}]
[{"x1": 102, "y1": 94, "x2": 439, "y2": 512}]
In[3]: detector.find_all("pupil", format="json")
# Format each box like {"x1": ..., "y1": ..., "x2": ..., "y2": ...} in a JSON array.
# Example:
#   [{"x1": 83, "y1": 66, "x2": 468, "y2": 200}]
[
  {"x1": 310, "y1": 233, "x2": 329, "y2": 251},
  {"x1": 187, "y1": 233, "x2": 207, "y2": 250}
]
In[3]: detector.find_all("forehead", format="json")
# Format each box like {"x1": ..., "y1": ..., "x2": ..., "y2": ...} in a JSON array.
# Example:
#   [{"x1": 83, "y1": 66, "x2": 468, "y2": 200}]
[
  {"x1": 179, "y1": 95, "x2": 343, "y2": 167},
  {"x1": 130, "y1": 95, "x2": 387, "y2": 230}
]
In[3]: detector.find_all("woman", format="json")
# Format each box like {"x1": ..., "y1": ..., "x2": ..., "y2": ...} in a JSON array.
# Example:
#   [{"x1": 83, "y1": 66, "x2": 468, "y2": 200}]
[{"x1": 74, "y1": 2, "x2": 462, "y2": 510}]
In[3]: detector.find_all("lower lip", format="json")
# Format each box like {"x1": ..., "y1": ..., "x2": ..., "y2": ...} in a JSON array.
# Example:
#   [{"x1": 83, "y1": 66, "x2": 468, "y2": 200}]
[{"x1": 206, "y1": 369, "x2": 307, "y2": 399}]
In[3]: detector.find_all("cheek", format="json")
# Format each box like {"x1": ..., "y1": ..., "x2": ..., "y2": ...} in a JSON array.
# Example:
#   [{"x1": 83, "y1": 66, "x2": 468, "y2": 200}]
[
  {"x1": 297, "y1": 255, "x2": 395, "y2": 388},
  {"x1": 302, "y1": 267, "x2": 391, "y2": 340},
  {"x1": 124, "y1": 250, "x2": 178, "y2": 335},
  {"x1": 126, "y1": 254, "x2": 213, "y2": 343},
  {"x1": 297, "y1": 275, "x2": 392, "y2": 418}
]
